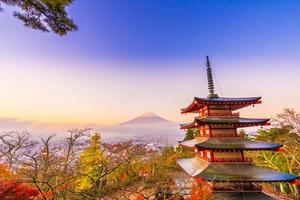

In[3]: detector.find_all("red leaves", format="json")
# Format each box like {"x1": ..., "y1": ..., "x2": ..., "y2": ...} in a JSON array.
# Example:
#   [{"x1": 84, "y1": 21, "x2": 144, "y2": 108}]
[
  {"x1": 293, "y1": 179, "x2": 300, "y2": 185},
  {"x1": 136, "y1": 194, "x2": 145, "y2": 200},
  {"x1": 276, "y1": 147, "x2": 285, "y2": 153},
  {"x1": 0, "y1": 179, "x2": 39, "y2": 200},
  {"x1": 186, "y1": 177, "x2": 212, "y2": 200}
]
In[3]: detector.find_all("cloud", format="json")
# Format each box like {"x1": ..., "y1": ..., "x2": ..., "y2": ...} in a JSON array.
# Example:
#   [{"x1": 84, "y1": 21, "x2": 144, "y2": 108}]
[
  {"x1": 0, "y1": 117, "x2": 94, "y2": 140},
  {"x1": 0, "y1": 118, "x2": 37, "y2": 130}
]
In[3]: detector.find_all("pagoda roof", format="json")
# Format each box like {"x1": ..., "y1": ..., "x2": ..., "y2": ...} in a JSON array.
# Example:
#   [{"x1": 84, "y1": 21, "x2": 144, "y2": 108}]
[
  {"x1": 179, "y1": 137, "x2": 282, "y2": 151},
  {"x1": 211, "y1": 192, "x2": 276, "y2": 200},
  {"x1": 180, "y1": 117, "x2": 270, "y2": 129},
  {"x1": 181, "y1": 97, "x2": 261, "y2": 114},
  {"x1": 200, "y1": 163, "x2": 298, "y2": 182},
  {"x1": 177, "y1": 158, "x2": 299, "y2": 182}
]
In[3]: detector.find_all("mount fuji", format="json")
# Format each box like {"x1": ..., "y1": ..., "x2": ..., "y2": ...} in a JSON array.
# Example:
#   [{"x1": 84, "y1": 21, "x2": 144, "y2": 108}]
[
  {"x1": 120, "y1": 112, "x2": 171, "y2": 125},
  {"x1": 101, "y1": 112, "x2": 182, "y2": 146}
]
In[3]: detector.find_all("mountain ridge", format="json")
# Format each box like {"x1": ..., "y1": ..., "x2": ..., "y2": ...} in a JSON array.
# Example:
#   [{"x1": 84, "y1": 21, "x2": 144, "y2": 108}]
[
  {"x1": 119, "y1": 112, "x2": 173, "y2": 125},
  {"x1": 101, "y1": 112, "x2": 182, "y2": 145}
]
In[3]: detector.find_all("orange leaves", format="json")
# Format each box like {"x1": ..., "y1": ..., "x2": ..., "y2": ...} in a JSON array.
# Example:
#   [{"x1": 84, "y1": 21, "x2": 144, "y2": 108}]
[
  {"x1": 41, "y1": 190, "x2": 54, "y2": 199},
  {"x1": 136, "y1": 193, "x2": 145, "y2": 200},
  {"x1": 185, "y1": 177, "x2": 212, "y2": 200},
  {"x1": 0, "y1": 164, "x2": 14, "y2": 178}
]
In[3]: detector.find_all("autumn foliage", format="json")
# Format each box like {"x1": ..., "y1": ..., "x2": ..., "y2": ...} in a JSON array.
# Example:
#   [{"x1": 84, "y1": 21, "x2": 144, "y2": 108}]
[
  {"x1": 0, "y1": 179, "x2": 39, "y2": 200},
  {"x1": 185, "y1": 177, "x2": 212, "y2": 200},
  {"x1": 0, "y1": 129, "x2": 211, "y2": 199}
]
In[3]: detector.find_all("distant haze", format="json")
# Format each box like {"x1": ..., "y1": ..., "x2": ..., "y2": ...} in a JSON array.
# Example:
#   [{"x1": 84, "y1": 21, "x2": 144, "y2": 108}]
[
  {"x1": 0, "y1": 112, "x2": 265, "y2": 145},
  {"x1": 101, "y1": 112, "x2": 182, "y2": 146},
  {"x1": 120, "y1": 112, "x2": 171, "y2": 125},
  {"x1": 1, "y1": 1, "x2": 300, "y2": 127}
]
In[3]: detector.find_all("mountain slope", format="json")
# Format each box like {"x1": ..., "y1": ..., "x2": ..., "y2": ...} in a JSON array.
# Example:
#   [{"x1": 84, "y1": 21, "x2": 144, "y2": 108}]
[
  {"x1": 101, "y1": 112, "x2": 182, "y2": 146},
  {"x1": 120, "y1": 112, "x2": 171, "y2": 125}
]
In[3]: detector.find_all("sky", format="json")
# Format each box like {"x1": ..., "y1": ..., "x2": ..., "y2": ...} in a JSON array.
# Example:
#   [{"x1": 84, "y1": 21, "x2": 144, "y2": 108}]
[{"x1": 0, "y1": 0, "x2": 300, "y2": 133}]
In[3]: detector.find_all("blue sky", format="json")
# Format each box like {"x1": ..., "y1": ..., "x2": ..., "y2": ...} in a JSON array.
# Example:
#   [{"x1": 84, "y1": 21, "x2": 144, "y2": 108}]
[{"x1": 0, "y1": 0, "x2": 300, "y2": 129}]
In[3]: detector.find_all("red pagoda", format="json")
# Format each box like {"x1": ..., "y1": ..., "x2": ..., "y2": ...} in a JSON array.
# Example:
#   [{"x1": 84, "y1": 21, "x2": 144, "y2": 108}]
[{"x1": 177, "y1": 57, "x2": 299, "y2": 199}]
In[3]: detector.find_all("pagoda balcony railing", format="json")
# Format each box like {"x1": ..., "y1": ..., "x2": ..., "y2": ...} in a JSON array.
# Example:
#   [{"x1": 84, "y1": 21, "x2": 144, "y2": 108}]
[
  {"x1": 211, "y1": 134, "x2": 237, "y2": 137},
  {"x1": 201, "y1": 113, "x2": 240, "y2": 117},
  {"x1": 212, "y1": 157, "x2": 252, "y2": 163}
]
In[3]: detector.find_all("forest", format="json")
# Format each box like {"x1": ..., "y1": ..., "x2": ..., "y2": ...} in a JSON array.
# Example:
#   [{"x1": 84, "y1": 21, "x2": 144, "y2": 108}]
[{"x1": 0, "y1": 108, "x2": 299, "y2": 200}]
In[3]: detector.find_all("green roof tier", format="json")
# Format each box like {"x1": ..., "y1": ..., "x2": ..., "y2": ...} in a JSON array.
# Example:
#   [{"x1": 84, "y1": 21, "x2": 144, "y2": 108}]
[
  {"x1": 200, "y1": 163, "x2": 298, "y2": 182},
  {"x1": 180, "y1": 117, "x2": 270, "y2": 129},
  {"x1": 181, "y1": 97, "x2": 261, "y2": 114},
  {"x1": 177, "y1": 158, "x2": 299, "y2": 182},
  {"x1": 179, "y1": 138, "x2": 282, "y2": 151},
  {"x1": 195, "y1": 138, "x2": 282, "y2": 151}
]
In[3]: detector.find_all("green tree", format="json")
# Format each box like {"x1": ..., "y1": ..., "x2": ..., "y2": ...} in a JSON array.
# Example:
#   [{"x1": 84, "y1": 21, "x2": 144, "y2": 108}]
[
  {"x1": 0, "y1": 0, "x2": 77, "y2": 35},
  {"x1": 249, "y1": 109, "x2": 300, "y2": 199},
  {"x1": 238, "y1": 129, "x2": 253, "y2": 140},
  {"x1": 184, "y1": 128, "x2": 199, "y2": 141},
  {"x1": 76, "y1": 132, "x2": 107, "y2": 191}
]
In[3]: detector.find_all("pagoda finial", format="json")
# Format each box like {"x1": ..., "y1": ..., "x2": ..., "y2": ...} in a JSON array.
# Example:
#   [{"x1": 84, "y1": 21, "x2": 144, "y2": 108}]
[{"x1": 206, "y1": 56, "x2": 219, "y2": 98}]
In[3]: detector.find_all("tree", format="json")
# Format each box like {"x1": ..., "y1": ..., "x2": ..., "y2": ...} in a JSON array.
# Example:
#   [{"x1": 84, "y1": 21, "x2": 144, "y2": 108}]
[
  {"x1": 237, "y1": 129, "x2": 252, "y2": 140},
  {"x1": 0, "y1": 179, "x2": 39, "y2": 200},
  {"x1": 20, "y1": 129, "x2": 90, "y2": 199},
  {"x1": 75, "y1": 132, "x2": 107, "y2": 191},
  {"x1": 0, "y1": 131, "x2": 36, "y2": 170},
  {"x1": 249, "y1": 108, "x2": 300, "y2": 199},
  {"x1": 0, "y1": 0, "x2": 77, "y2": 35},
  {"x1": 186, "y1": 177, "x2": 211, "y2": 200},
  {"x1": 74, "y1": 133, "x2": 146, "y2": 199},
  {"x1": 184, "y1": 128, "x2": 199, "y2": 141},
  {"x1": 276, "y1": 108, "x2": 300, "y2": 138}
]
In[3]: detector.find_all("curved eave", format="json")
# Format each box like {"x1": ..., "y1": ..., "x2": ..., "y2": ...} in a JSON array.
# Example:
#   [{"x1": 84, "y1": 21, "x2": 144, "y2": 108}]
[
  {"x1": 198, "y1": 164, "x2": 299, "y2": 183},
  {"x1": 195, "y1": 141, "x2": 282, "y2": 151},
  {"x1": 176, "y1": 157, "x2": 209, "y2": 177},
  {"x1": 177, "y1": 159, "x2": 299, "y2": 182},
  {"x1": 179, "y1": 137, "x2": 208, "y2": 148},
  {"x1": 181, "y1": 97, "x2": 262, "y2": 114},
  {"x1": 180, "y1": 121, "x2": 198, "y2": 129},
  {"x1": 180, "y1": 138, "x2": 282, "y2": 151},
  {"x1": 180, "y1": 117, "x2": 270, "y2": 129},
  {"x1": 196, "y1": 96, "x2": 261, "y2": 105},
  {"x1": 181, "y1": 97, "x2": 199, "y2": 114},
  {"x1": 194, "y1": 138, "x2": 282, "y2": 151}
]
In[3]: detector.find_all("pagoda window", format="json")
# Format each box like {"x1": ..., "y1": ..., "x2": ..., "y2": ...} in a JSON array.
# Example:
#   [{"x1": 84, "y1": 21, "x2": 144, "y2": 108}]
[
  {"x1": 209, "y1": 105, "x2": 230, "y2": 109},
  {"x1": 205, "y1": 129, "x2": 210, "y2": 135},
  {"x1": 241, "y1": 151, "x2": 245, "y2": 161},
  {"x1": 213, "y1": 151, "x2": 243, "y2": 162},
  {"x1": 203, "y1": 151, "x2": 207, "y2": 159},
  {"x1": 200, "y1": 129, "x2": 204, "y2": 136},
  {"x1": 211, "y1": 129, "x2": 236, "y2": 137},
  {"x1": 199, "y1": 151, "x2": 203, "y2": 157},
  {"x1": 211, "y1": 125, "x2": 235, "y2": 129},
  {"x1": 209, "y1": 109, "x2": 232, "y2": 117},
  {"x1": 207, "y1": 151, "x2": 211, "y2": 159}
]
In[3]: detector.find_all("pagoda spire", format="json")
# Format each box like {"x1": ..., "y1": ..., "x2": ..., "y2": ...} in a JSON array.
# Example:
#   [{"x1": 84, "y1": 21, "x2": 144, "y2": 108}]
[{"x1": 206, "y1": 56, "x2": 219, "y2": 98}]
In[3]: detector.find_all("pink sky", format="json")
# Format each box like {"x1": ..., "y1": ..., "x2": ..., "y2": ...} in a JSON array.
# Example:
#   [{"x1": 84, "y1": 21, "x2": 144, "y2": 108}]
[{"x1": 0, "y1": 1, "x2": 300, "y2": 134}]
